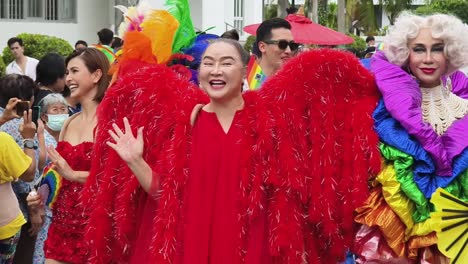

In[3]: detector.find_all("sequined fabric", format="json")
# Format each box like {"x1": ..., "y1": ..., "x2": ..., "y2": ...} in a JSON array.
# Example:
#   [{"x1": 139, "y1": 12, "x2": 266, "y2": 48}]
[{"x1": 44, "y1": 141, "x2": 93, "y2": 263}]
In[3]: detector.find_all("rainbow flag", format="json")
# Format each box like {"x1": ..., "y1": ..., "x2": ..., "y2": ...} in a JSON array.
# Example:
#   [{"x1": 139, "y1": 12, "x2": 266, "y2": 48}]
[
  {"x1": 41, "y1": 163, "x2": 62, "y2": 208},
  {"x1": 246, "y1": 56, "x2": 266, "y2": 90},
  {"x1": 376, "y1": 42, "x2": 384, "y2": 51}
]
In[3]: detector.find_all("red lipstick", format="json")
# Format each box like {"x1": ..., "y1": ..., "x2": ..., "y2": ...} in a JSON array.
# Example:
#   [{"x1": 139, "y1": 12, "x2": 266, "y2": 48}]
[{"x1": 420, "y1": 68, "x2": 436, "y2": 74}]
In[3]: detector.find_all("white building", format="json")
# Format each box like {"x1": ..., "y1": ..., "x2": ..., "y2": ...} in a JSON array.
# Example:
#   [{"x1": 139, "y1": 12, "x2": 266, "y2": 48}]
[
  {"x1": 0, "y1": 0, "x2": 428, "y2": 51},
  {"x1": 0, "y1": 0, "x2": 263, "y2": 50}
]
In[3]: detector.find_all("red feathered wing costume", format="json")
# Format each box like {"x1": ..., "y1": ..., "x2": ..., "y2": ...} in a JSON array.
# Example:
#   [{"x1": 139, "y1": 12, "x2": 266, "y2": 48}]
[{"x1": 82, "y1": 49, "x2": 380, "y2": 263}]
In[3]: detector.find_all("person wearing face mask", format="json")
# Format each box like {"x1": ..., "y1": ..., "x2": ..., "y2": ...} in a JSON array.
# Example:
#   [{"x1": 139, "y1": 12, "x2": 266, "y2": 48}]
[
  {"x1": 28, "y1": 93, "x2": 68, "y2": 264},
  {"x1": 36, "y1": 94, "x2": 68, "y2": 177}
]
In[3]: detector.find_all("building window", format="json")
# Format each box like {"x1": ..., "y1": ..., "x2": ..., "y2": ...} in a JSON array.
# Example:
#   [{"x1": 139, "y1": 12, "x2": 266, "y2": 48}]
[
  {"x1": 58, "y1": 0, "x2": 74, "y2": 20},
  {"x1": 44, "y1": 0, "x2": 57, "y2": 20},
  {"x1": 0, "y1": 0, "x2": 75, "y2": 21},
  {"x1": 28, "y1": 0, "x2": 41, "y2": 17},
  {"x1": 0, "y1": 0, "x2": 24, "y2": 19},
  {"x1": 233, "y1": 0, "x2": 244, "y2": 36}
]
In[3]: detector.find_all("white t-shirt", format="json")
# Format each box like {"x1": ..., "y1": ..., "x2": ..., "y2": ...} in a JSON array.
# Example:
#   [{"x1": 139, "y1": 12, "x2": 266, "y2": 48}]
[{"x1": 6, "y1": 56, "x2": 39, "y2": 81}]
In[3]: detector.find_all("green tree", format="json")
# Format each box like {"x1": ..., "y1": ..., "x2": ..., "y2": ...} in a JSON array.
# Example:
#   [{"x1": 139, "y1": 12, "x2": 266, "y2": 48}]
[
  {"x1": 380, "y1": 0, "x2": 414, "y2": 25},
  {"x1": 341, "y1": 33, "x2": 367, "y2": 57},
  {"x1": 0, "y1": 56, "x2": 5, "y2": 77},
  {"x1": 265, "y1": 4, "x2": 278, "y2": 20},
  {"x1": 2, "y1": 33, "x2": 73, "y2": 64},
  {"x1": 415, "y1": 0, "x2": 468, "y2": 24},
  {"x1": 244, "y1": 35, "x2": 256, "y2": 54},
  {"x1": 359, "y1": 0, "x2": 378, "y2": 34}
]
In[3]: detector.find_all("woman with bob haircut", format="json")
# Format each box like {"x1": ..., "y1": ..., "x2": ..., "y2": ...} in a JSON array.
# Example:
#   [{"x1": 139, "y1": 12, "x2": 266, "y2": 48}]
[
  {"x1": 354, "y1": 13, "x2": 468, "y2": 262},
  {"x1": 29, "y1": 48, "x2": 110, "y2": 264}
]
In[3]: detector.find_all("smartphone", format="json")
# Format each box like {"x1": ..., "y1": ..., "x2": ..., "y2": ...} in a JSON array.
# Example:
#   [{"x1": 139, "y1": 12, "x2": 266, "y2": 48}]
[
  {"x1": 32, "y1": 106, "x2": 41, "y2": 126},
  {"x1": 15, "y1": 101, "x2": 30, "y2": 116}
]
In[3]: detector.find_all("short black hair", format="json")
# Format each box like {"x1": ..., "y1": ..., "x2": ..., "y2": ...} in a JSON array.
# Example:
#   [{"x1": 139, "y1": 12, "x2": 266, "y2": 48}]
[
  {"x1": 255, "y1": 18, "x2": 291, "y2": 57},
  {"x1": 365, "y1": 36, "x2": 375, "y2": 43},
  {"x1": 221, "y1": 29, "x2": 240, "y2": 41},
  {"x1": 97, "y1": 28, "x2": 114, "y2": 45},
  {"x1": 0, "y1": 74, "x2": 36, "y2": 108},
  {"x1": 36, "y1": 53, "x2": 66, "y2": 86},
  {"x1": 256, "y1": 18, "x2": 291, "y2": 43},
  {"x1": 111, "y1": 37, "x2": 123, "y2": 50},
  {"x1": 75, "y1": 40, "x2": 88, "y2": 48},
  {"x1": 7, "y1": 37, "x2": 23, "y2": 48}
]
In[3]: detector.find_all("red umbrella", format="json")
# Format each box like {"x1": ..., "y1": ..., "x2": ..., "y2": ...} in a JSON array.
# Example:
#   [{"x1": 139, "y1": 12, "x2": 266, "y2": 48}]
[{"x1": 243, "y1": 14, "x2": 354, "y2": 45}]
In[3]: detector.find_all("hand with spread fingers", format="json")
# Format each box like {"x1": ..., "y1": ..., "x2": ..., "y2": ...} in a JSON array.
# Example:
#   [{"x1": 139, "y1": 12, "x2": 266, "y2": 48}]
[
  {"x1": 107, "y1": 117, "x2": 144, "y2": 165},
  {"x1": 19, "y1": 109, "x2": 36, "y2": 139},
  {"x1": 47, "y1": 145, "x2": 75, "y2": 181}
]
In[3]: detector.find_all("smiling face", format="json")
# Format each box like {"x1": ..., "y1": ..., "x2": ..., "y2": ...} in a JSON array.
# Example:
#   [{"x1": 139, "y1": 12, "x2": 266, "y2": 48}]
[
  {"x1": 408, "y1": 28, "x2": 448, "y2": 88},
  {"x1": 258, "y1": 27, "x2": 294, "y2": 75},
  {"x1": 65, "y1": 56, "x2": 102, "y2": 102},
  {"x1": 198, "y1": 42, "x2": 245, "y2": 103}
]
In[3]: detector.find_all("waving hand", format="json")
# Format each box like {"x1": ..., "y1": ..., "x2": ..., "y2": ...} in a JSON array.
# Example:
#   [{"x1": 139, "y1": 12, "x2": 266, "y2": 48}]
[{"x1": 107, "y1": 117, "x2": 144, "y2": 164}]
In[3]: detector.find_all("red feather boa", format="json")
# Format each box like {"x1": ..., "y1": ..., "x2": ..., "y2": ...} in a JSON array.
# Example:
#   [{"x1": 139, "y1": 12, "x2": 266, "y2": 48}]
[
  {"x1": 82, "y1": 49, "x2": 380, "y2": 263},
  {"x1": 258, "y1": 49, "x2": 381, "y2": 263}
]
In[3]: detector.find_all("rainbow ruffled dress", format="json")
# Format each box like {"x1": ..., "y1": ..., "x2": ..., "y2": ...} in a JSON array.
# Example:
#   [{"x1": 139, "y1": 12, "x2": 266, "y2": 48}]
[{"x1": 354, "y1": 52, "x2": 468, "y2": 262}]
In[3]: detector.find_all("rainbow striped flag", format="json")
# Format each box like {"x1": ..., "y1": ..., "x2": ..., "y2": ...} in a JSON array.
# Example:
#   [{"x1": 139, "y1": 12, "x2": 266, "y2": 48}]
[
  {"x1": 41, "y1": 163, "x2": 62, "y2": 208},
  {"x1": 246, "y1": 56, "x2": 266, "y2": 90}
]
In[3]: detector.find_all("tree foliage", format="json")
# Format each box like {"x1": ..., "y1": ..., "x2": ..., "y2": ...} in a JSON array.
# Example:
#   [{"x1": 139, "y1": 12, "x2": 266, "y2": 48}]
[
  {"x1": 2, "y1": 33, "x2": 73, "y2": 64},
  {"x1": 340, "y1": 34, "x2": 367, "y2": 57},
  {"x1": 415, "y1": 0, "x2": 468, "y2": 24},
  {"x1": 265, "y1": 4, "x2": 278, "y2": 20},
  {"x1": 244, "y1": 35, "x2": 256, "y2": 54},
  {"x1": 380, "y1": 0, "x2": 414, "y2": 25},
  {"x1": 0, "y1": 56, "x2": 5, "y2": 77}
]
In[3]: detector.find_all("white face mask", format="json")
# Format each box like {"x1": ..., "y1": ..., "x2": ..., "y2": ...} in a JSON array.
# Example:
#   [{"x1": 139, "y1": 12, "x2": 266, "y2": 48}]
[{"x1": 46, "y1": 114, "x2": 68, "y2": 131}]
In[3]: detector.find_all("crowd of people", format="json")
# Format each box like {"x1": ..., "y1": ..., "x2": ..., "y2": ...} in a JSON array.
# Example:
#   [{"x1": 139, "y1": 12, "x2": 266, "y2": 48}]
[{"x1": 1, "y1": 4, "x2": 468, "y2": 264}]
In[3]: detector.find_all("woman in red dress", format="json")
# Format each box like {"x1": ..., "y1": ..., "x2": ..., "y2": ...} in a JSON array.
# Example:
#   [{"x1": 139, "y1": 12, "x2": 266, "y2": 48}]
[
  {"x1": 106, "y1": 39, "x2": 272, "y2": 263},
  {"x1": 44, "y1": 48, "x2": 110, "y2": 264}
]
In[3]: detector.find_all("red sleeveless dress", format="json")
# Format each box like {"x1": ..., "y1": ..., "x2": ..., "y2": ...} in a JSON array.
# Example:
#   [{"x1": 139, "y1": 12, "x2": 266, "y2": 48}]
[{"x1": 44, "y1": 141, "x2": 93, "y2": 263}]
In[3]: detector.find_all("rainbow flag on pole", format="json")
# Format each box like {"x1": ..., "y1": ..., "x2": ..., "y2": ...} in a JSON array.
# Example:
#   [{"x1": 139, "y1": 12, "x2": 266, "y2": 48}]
[{"x1": 246, "y1": 56, "x2": 266, "y2": 90}]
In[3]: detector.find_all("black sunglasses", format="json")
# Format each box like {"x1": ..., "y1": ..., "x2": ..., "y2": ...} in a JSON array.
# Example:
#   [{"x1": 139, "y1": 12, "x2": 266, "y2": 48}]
[{"x1": 263, "y1": 39, "x2": 299, "y2": 51}]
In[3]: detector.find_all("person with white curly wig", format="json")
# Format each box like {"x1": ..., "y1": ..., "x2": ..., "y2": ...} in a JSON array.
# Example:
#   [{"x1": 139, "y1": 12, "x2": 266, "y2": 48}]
[{"x1": 354, "y1": 12, "x2": 468, "y2": 263}]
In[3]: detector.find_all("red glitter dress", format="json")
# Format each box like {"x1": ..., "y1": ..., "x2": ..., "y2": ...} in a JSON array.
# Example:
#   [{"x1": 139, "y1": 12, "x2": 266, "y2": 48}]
[{"x1": 44, "y1": 141, "x2": 94, "y2": 263}]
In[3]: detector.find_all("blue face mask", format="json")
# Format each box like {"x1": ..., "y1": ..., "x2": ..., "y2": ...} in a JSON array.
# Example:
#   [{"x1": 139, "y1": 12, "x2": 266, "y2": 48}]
[{"x1": 46, "y1": 114, "x2": 68, "y2": 131}]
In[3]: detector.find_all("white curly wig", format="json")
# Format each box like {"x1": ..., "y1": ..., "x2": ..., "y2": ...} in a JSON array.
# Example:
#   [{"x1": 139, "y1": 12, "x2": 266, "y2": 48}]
[{"x1": 383, "y1": 12, "x2": 468, "y2": 73}]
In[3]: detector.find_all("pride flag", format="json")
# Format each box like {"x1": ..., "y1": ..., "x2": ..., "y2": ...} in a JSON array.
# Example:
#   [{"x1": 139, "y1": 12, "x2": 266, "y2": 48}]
[
  {"x1": 41, "y1": 163, "x2": 62, "y2": 208},
  {"x1": 246, "y1": 56, "x2": 266, "y2": 90}
]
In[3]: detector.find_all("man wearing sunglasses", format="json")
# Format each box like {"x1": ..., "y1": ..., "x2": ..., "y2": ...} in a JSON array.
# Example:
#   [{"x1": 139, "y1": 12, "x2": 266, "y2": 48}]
[{"x1": 248, "y1": 18, "x2": 298, "y2": 90}]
